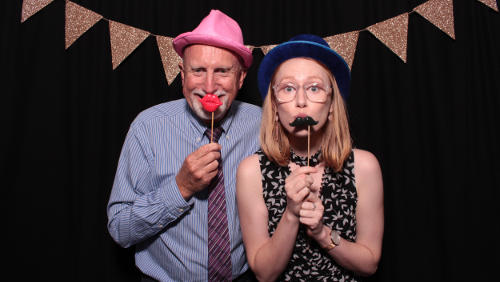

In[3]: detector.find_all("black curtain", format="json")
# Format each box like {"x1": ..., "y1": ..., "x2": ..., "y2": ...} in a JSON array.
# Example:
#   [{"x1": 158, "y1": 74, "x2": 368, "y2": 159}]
[{"x1": 3, "y1": 0, "x2": 499, "y2": 281}]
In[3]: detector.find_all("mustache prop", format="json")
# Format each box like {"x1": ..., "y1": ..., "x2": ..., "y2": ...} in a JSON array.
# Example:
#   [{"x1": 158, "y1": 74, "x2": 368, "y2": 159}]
[{"x1": 289, "y1": 116, "x2": 318, "y2": 127}]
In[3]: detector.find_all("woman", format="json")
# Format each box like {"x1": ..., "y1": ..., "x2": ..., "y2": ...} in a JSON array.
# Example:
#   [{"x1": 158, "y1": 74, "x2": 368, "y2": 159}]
[{"x1": 236, "y1": 34, "x2": 384, "y2": 281}]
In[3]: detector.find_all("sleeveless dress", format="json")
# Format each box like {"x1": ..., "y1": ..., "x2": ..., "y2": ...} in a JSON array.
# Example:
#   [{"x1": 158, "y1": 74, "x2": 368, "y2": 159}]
[{"x1": 257, "y1": 149, "x2": 361, "y2": 281}]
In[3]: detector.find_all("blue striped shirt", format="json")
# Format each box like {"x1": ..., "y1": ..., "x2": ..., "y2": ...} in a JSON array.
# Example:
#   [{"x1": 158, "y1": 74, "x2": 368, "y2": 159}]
[{"x1": 107, "y1": 99, "x2": 262, "y2": 281}]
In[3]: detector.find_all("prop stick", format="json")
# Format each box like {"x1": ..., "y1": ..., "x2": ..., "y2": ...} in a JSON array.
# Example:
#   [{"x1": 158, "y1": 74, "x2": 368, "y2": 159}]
[
  {"x1": 307, "y1": 125, "x2": 310, "y2": 166},
  {"x1": 200, "y1": 94, "x2": 222, "y2": 143},
  {"x1": 211, "y1": 112, "x2": 214, "y2": 143},
  {"x1": 289, "y1": 116, "x2": 318, "y2": 167}
]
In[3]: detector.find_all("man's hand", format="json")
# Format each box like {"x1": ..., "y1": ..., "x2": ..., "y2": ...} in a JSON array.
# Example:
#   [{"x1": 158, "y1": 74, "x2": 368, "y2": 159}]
[{"x1": 176, "y1": 143, "x2": 221, "y2": 200}]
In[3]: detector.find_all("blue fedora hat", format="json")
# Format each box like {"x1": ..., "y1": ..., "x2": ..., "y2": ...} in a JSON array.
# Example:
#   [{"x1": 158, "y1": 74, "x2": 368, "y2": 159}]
[{"x1": 257, "y1": 34, "x2": 351, "y2": 100}]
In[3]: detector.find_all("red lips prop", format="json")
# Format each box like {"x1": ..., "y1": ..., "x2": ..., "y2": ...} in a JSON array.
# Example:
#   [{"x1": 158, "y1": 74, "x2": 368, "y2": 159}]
[
  {"x1": 200, "y1": 94, "x2": 222, "y2": 112},
  {"x1": 201, "y1": 94, "x2": 222, "y2": 143}
]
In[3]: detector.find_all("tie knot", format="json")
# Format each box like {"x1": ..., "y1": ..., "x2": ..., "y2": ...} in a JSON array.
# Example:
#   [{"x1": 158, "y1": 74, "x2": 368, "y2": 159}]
[{"x1": 205, "y1": 127, "x2": 223, "y2": 143}]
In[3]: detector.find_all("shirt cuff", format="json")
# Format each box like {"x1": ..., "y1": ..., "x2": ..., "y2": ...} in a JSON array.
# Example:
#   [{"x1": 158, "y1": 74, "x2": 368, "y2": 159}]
[{"x1": 158, "y1": 180, "x2": 193, "y2": 218}]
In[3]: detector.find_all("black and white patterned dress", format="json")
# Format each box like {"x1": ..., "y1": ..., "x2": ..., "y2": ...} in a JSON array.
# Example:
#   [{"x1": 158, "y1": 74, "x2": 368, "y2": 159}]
[{"x1": 257, "y1": 149, "x2": 361, "y2": 281}]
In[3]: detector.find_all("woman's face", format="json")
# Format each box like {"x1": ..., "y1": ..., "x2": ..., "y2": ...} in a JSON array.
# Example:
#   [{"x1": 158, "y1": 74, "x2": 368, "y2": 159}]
[{"x1": 273, "y1": 58, "x2": 334, "y2": 139}]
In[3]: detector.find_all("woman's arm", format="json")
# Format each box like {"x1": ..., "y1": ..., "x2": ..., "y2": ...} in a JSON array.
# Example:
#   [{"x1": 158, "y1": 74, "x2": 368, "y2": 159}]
[{"x1": 307, "y1": 149, "x2": 384, "y2": 276}]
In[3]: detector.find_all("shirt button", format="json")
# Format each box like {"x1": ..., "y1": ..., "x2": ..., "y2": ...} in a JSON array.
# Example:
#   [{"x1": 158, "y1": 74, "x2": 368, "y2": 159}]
[
  {"x1": 196, "y1": 137, "x2": 201, "y2": 142},
  {"x1": 178, "y1": 208, "x2": 184, "y2": 212}
]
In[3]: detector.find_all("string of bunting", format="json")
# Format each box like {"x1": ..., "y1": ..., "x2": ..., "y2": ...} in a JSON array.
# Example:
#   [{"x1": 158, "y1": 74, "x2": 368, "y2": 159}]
[{"x1": 21, "y1": 0, "x2": 499, "y2": 86}]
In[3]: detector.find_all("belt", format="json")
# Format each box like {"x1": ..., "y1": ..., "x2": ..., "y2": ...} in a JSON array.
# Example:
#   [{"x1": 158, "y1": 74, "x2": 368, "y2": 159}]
[{"x1": 140, "y1": 268, "x2": 256, "y2": 282}]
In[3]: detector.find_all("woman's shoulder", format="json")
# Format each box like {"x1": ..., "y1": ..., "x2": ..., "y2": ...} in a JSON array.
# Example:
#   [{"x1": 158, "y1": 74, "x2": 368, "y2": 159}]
[
  {"x1": 238, "y1": 154, "x2": 261, "y2": 177},
  {"x1": 352, "y1": 149, "x2": 382, "y2": 175},
  {"x1": 352, "y1": 148, "x2": 383, "y2": 188},
  {"x1": 237, "y1": 154, "x2": 263, "y2": 195},
  {"x1": 240, "y1": 153, "x2": 260, "y2": 167}
]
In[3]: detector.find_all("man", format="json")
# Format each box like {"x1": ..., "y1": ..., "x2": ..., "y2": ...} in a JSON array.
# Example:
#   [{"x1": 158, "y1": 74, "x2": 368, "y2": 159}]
[{"x1": 107, "y1": 10, "x2": 261, "y2": 281}]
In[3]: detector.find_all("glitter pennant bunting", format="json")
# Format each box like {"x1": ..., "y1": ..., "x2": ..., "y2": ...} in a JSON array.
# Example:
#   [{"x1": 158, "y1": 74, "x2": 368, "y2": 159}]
[
  {"x1": 156, "y1": 36, "x2": 182, "y2": 85},
  {"x1": 414, "y1": 0, "x2": 456, "y2": 39},
  {"x1": 21, "y1": 0, "x2": 54, "y2": 23},
  {"x1": 477, "y1": 0, "x2": 499, "y2": 12},
  {"x1": 324, "y1": 31, "x2": 360, "y2": 69},
  {"x1": 65, "y1": 1, "x2": 103, "y2": 49},
  {"x1": 260, "y1": 44, "x2": 278, "y2": 55},
  {"x1": 21, "y1": 0, "x2": 500, "y2": 91},
  {"x1": 109, "y1": 20, "x2": 150, "y2": 69},
  {"x1": 367, "y1": 13, "x2": 409, "y2": 63}
]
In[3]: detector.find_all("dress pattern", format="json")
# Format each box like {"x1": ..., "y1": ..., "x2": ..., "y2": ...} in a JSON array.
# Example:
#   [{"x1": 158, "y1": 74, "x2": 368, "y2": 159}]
[{"x1": 257, "y1": 149, "x2": 361, "y2": 281}]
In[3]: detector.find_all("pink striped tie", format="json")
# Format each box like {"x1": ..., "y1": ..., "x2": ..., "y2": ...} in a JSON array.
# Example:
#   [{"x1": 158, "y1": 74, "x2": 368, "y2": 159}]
[{"x1": 205, "y1": 127, "x2": 232, "y2": 281}]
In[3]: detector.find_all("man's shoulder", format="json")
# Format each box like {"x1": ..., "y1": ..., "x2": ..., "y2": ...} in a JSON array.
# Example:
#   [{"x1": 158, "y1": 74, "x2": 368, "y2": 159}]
[
  {"x1": 132, "y1": 99, "x2": 187, "y2": 126},
  {"x1": 233, "y1": 100, "x2": 262, "y2": 112},
  {"x1": 231, "y1": 100, "x2": 262, "y2": 121}
]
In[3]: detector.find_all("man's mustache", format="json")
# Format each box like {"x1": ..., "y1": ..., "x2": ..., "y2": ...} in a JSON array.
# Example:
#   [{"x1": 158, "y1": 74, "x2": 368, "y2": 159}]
[
  {"x1": 289, "y1": 116, "x2": 318, "y2": 127},
  {"x1": 192, "y1": 89, "x2": 226, "y2": 97}
]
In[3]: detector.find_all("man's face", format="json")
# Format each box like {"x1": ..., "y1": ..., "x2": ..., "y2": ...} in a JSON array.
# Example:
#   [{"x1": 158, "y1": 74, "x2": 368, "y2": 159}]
[{"x1": 180, "y1": 45, "x2": 247, "y2": 124}]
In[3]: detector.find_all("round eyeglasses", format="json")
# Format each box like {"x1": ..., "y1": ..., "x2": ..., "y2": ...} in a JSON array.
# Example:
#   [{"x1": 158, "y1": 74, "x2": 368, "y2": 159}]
[{"x1": 273, "y1": 82, "x2": 331, "y2": 103}]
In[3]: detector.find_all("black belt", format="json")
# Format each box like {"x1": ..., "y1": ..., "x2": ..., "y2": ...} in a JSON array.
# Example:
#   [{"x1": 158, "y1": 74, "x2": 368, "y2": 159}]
[{"x1": 140, "y1": 268, "x2": 256, "y2": 282}]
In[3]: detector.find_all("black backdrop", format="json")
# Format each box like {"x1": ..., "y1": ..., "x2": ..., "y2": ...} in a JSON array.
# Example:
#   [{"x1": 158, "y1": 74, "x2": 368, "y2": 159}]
[{"x1": 2, "y1": 0, "x2": 499, "y2": 281}]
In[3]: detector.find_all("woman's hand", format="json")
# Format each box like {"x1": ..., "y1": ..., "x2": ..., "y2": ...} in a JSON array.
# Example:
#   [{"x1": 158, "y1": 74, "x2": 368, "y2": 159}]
[
  {"x1": 301, "y1": 190, "x2": 325, "y2": 238},
  {"x1": 284, "y1": 166, "x2": 317, "y2": 218}
]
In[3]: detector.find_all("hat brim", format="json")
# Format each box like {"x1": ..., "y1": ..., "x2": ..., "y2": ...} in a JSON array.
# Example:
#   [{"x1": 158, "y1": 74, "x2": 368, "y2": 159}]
[
  {"x1": 173, "y1": 32, "x2": 253, "y2": 68},
  {"x1": 258, "y1": 40, "x2": 351, "y2": 100}
]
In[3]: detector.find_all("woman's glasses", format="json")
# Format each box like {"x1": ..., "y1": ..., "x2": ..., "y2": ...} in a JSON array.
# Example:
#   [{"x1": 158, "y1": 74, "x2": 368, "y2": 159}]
[{"x1": 273, "y1": 81, "x2": 331, "y2": 103}]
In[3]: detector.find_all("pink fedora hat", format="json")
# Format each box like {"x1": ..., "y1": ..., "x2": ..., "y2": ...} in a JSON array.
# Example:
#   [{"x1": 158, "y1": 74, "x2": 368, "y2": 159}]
[{"x1": 173, "y1": 10, "x2": 253, "y2": 68}]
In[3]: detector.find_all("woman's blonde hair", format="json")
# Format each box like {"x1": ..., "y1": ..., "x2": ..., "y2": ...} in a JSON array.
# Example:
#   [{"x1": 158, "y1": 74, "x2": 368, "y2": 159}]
[{"x1": 259, "y1": 61, "x2": 352, "y2": 172}]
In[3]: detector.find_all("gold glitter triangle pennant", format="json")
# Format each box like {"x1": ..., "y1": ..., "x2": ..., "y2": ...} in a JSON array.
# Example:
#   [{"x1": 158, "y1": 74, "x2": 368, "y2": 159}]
[
  {"x1": 21, "y1": 0, "x2": 54, "y2": 23},
  {"x1": 156, "y1": 36, "x2": 182, "y2": 85},
  {"x1": 367, "y1": 13, "x2": 409, "y2": 63},
  {"x1": 414, "y1": 0, "x2": 455, "y2": 39},
  {"x1": 109, "y1": 20, "x2": 150, "y2": 69},
  {"x1": 260, "y1": 44, "x2": 278, "y2": 55},
  {"x1": 245, "y1": 45, "x2": 255, "y2": 52},
  {"x1": 324, "y1": 31, "x2": 360, "y2": 69},
  {"x1": 65, "y1": 1, "x2": 102, "y2": 49},
  {"x1": 477, "y1": 0, "x2": 499, "y2": 12}
]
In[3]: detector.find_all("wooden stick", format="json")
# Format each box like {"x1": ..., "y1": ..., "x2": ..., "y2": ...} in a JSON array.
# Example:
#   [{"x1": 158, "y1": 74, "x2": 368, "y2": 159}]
[
  {"x1": 307, "y1": 125, "x2": 310, "y2": 166},
  {"x1": 211, "y1": 112, "x2": 214, "y2": 143}
]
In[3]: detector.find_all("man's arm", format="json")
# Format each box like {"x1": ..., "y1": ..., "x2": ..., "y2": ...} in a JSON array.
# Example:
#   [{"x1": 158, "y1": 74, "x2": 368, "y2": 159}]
[{"x1": 106, "y1": 123, "x2": 192, "y2": 248}]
